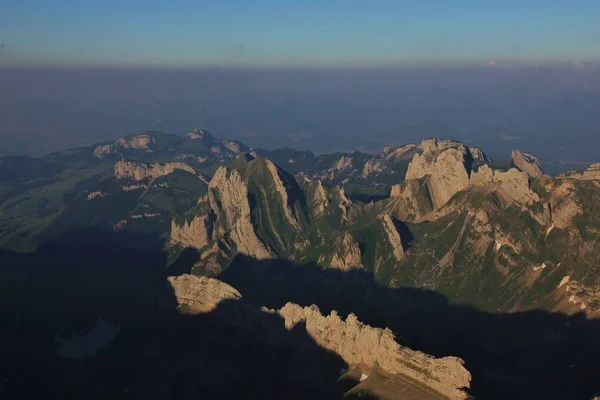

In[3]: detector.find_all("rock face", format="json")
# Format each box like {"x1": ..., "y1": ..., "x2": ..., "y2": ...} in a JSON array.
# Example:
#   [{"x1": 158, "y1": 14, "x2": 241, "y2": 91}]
[
  {"x1": 168, "y1": 274, "x2": 241, "y2": 313},
  {"x1": 406, "y1": 140, "x2": 472, "y2": 209},
  {"x1": 471, "y1": 165, "x2": 539, "y2": 206},
  {"x1": 276, "y1": 303, "x2": 471, "y2": 400},
  {"x1": 208, "y1": 166, "x2": 272, "y2": 259},
  {"x1": 561, "y1": 162, "x2": 600, "y2": 180},
  {"x1": 170, "y1": 214, "x2": 214, "y2": 250},
  {"x1": 94, "y1": 134, "x2": 155, "y2": 158},
  {"x1": 511, "y1": 150, "x2": 544, "y2": 178},
  {"x1": 321, "y1": 232, "x2": 363, "y2": 271},
  {"x1": 378, "y1": 213, "x2": 405, "y2": 262},
  {"x1": 362, "y1": 144, "x2": 416, "y2": 177},
  {"x1": 264, "y1": 159, "x2": 299, "y2": 228},
  {"x1": 168, "y1": 274, "x2": 472, "y2": 400},
  {"x1": 114, "y1": 160, "x2": 196, "y2": 181},
  {"x1": 470, "y1": 147, "x2": 492, "y2": 163}
]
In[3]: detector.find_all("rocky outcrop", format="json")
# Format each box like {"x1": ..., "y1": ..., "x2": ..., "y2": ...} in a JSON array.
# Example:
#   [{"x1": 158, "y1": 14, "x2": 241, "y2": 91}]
[
  {"x1": 362, "y1": 144, "x2": 416, "y2": 177},
  {"x1": 378, "y1": 213, "x2": 405, "y2": 262},
  {"x1": 511, "y1": 150, "x2": 544, "y2": 178},
  {"x1": 170, "y1": 214, "x2": 214, "y2": 250},
  {"x1": 94, "y1": 134, "x2": 155, "y2": 158},
  {"x1": 406, "y1": 141, "x2": 472, "y2": 209},
  {"x1": 389, "y1": 179, "x2": 434, "y2": 220},
  {"x1": 470, "y1": 147, "x2": 492, "y2": 163},
  {"x1": 276, "y1": 303, "x2": 471, "y2": 400},
  {"x1": 321, "y1": 232, "x2": 363, "y2": 271},
  {"x1": 471, "y1": 165, "x2": 539, "y2": 206},
  {"x1": 168, "y1": 274, "x2": 241, "y2": 313},
  {"x1": 208, "y1": 166, "x2": 272, "y2": 259},
  {"x1": 560, "y1": 163, "x2": 600, "y2": 181},
  {"x1": 264, "y1": 159, "x2": 299, "y2": 228},
  {"x1": 334, "y1": 156, "x2": 353, "y2": 172},
  {"x1": 168, "y1": 274, "x2": 472, "y2": 400},
  {"x1": 114, "y1": 160, "x2": 196, "y2": 181}
]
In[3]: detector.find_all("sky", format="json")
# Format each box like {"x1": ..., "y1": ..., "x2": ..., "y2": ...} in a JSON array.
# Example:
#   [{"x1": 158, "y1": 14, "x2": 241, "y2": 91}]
[{"x1": 1, "y1": 0, "x2": 600, "y2": 68}]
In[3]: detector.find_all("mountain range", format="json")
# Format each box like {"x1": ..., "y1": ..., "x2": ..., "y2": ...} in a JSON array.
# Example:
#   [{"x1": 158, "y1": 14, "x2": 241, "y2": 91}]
[{"x1": 1, "y1": 128, "x2": 600, "y2": 399}]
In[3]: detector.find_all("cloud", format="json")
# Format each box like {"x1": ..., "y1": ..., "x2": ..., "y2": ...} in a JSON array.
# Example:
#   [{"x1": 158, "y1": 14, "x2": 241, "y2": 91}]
[{"x1": 485, "y1": 60, "x2": 497, "y2": 67}]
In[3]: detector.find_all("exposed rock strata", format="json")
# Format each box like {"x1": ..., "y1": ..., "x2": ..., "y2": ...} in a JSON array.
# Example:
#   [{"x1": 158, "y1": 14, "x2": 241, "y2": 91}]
[
  {"x1": 511, "y1": 150, "x2": 544, "y2": 178},
  {"x1": 207, "y1": 167, "x2": 272, "y2": 259},
  {"x1": 167, "y1": 274, "x2": 472, "y2": 400},
  {"x1": 406, "y1": 142, "x2": 471, "y2": 209},
  {"x1": 114, "y1": 160, "x2": 196, "y2": 181},
  {"x1": 362, "y1": 144, "x2": 416, "y2": 177},
  {"x1": 378, "y1": 213, "x2": 405, "y2": 262},
  {"x1": 170, "y1": 214, "x2": 214, "y2": 250}
]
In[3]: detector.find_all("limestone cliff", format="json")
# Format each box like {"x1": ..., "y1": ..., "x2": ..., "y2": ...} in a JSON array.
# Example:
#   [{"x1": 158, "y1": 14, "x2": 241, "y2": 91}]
[
  {"x1": 208, "y1": 166, "x2": 272, "y2": 259},
  {"x1": 320, "y1": 232, "x2": 363, "y2": 271},
  {"x1": 168, "y1": 274, "x2": 241, "y2": 313},
  {"x1": 276, "y1": 303, "x2": 471, "y2": 400},
  {"x1": 378, "y1": 213, "x2": 405, "y2": 262},
  {"x1": 511, "y1": 150, "x2": 544, "y2": 178},
  {"x1": 471, "y1": 165, "x2": 540, "y2": 206},
  {"x1": 114, "y1": 160, "x2": 197, "y2": 181},
  {"x1": 94, "y1": 134, "x2": 155, "y2": 158},
  {"x1": 560, "y1": 162, "x2": 600, "y2": 181},
  {"x1": 168, "y1": 274, "x2": 472, "y2": 400},
  {"x1": 170, "y1": 213, "x2": 215, "y2": 250},
  {"x1": 406, "y1": 141, "x2": 472, "y2": 209},
  {"x1": 362, "y1": 144, "x2": 416, "y2": 177}
]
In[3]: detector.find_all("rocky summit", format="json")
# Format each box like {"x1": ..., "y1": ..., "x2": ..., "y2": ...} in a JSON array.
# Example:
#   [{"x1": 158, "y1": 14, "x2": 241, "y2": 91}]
[{"x1": 2, "y1": 129, "x2": 600, "y2": 400}]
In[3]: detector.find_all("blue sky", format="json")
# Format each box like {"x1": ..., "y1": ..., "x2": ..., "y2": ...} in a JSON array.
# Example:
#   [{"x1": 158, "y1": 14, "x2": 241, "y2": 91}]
[{"x1": 1, "y1": 0, "x2": 599, "y2": 67}]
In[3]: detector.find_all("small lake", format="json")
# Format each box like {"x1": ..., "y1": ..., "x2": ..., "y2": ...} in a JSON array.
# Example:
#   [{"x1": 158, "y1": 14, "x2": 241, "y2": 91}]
[{"x1": 56, "y1": 318, "x2": 121, "y2": 359}]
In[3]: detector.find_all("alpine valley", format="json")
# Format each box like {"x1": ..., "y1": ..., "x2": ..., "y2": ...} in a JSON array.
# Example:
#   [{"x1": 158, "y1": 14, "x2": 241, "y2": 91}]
[{"x1": 2, "y1": 128, "x2": 600, "y2": 400}]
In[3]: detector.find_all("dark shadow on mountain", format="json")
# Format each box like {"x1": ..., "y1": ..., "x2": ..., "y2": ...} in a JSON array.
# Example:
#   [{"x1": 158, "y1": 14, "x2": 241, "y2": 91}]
[
  {"x1": 220, "y1": 254, "x2": 600, "y2": 400},
  {"x1": 0, "y1": 229, "x2": 375, "y2": 399},
  {"x1": 167, "y1": 247, "x2": 201, "y2": 276},
  {"x1": 392, "y1": 218, "x2": 414, "y2": 249}
]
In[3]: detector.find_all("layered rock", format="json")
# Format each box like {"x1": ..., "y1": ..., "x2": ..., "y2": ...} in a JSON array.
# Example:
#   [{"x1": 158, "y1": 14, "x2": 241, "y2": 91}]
[
  {"x1": 470, "y1": 147, "x2": 492, "y2": 163},
  {"x1": 321, "y1": 232, "x2": 363, "y2": 271},
  {"x1": 471, "y1": 165, "x2": 540, "y2": 206},
  {"x1": 406, "y1": 141, "x2": 472, "y2": 209},
  {"x1": 168, "y1": 274, "x2": 241, "y2": 313},
  {"x1": 168, "y1": 274, "x2": 472, "y2": 400},
  {"x1": 264, "y1": 159, "x2": 299, "y2": 228},
  {"x1": 208, "y1": 166, "x2": 272, "y2": 259},
  {"x1": 276, "y1": 303, "x2": 471, "y2": 400},
  {"x1": 362, "y1": 144, "x2": 416, "y2": 177},
  {"x1": 94, "y1": 134, "x2": 155, "y2": 158},
  {"x1": 560, "y1": 162, "x2": 600, "y2": 181},
  {"x1": 511, "y1": 150, "x2": 544, "y2": 178},
  {"x1": 378, "y1": 213, "x2": 405, "y2": 262},
  {"x1": 114, "y1": 160, "x2": 196, "y2": 181},
  {"x1": 170, "y1": 213, "x2": 215, "y2": 250}
]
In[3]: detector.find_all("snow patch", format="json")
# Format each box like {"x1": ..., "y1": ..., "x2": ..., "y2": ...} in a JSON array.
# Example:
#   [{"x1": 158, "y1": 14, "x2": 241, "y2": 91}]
[
  {"x1": 359, "y1": 373, "x2": 369, "y2": 382},
  {"x1": 558, "y1": 276, "x2": 570, "y2": 289},
  {"x1": 495, "y1": 240, "x2": 502, "y2": 251},
  {"x1": 546, "y1": 224, "x2": 555, "y2": 235}
]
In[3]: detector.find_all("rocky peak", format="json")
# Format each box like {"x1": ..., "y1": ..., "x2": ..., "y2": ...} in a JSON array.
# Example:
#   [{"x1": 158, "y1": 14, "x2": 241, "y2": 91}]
[
  {"x1": 207, "y1": 166, "x2": 272, "y2": 259},
  {"x1": 470, "y1": 147, "x2": 492, "y2": 163},
  {"x1": 560, "y1": 162, "x2": 600, "y2": 181},
  {"x1": 511, "y1": 150, "x2": 544, "y2": 178},
  {"x1": 406, "y1": 143, "x2": 472, "y2": 209},
  {"x1": 417, "y1": 137, "x2": 463, "y2": 153},
  {"x1": 362, "y1": 144, "x2": 416, "y2": 177}
]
